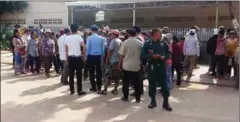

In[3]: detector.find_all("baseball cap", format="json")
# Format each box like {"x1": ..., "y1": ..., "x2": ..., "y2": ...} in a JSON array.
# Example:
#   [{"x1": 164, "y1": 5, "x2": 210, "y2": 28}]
[
  {"x1": 110, "y1": 29, "x2": 120, "y2": 36},
  {"x1": 91, "y1": 24, "x2": 99, "y2": 31}
]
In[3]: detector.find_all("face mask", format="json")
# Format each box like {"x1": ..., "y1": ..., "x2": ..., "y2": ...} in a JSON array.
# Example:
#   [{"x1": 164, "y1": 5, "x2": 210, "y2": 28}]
[{"x1": 190, "y1": 32, "x2": 195, "y2": 36}]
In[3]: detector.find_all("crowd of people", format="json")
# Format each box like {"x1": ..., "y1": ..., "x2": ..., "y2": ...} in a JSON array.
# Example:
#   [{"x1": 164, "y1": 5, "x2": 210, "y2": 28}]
[
  {"x1": 207, "y1": 27, "x2": 239, "y2": 82},
  {"x1": 9, "y1": 23, "x2": 239, "y2": 112}
]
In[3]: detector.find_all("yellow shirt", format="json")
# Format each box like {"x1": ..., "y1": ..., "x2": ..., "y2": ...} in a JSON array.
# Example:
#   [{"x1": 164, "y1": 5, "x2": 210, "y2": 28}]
[{"x1": 225, "y1": 38, "x2": 238, "y2": 57}]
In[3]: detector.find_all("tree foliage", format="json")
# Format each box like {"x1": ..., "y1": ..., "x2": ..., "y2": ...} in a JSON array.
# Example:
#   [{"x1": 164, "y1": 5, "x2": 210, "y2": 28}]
[{"x1": 0, "y1": 1, "x2": 29, "y2": 14}]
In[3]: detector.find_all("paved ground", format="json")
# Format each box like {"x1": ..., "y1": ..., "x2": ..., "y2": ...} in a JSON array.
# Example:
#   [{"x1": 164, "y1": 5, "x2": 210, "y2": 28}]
[{"x1": 1, "y1": 51, "x2": 239, "y2": 122}]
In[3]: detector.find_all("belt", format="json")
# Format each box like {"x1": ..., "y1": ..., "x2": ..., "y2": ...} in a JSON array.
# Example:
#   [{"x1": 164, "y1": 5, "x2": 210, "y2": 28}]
[{"x1": 69, "y1": 55, "x2": 81, "y2": 58}]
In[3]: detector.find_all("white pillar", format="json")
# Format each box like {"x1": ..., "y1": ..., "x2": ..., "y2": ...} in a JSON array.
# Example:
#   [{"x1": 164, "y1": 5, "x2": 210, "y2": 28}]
[
  {"x1": 215, "y1": 1, "x2": 219, "y2": 28},
  {"x1": 133, "y1": 3, "x2": 136, "y2": 26}
]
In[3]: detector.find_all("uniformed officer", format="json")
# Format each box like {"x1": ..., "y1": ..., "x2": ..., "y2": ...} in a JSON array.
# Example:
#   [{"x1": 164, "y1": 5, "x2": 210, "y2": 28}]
[{"x1": 141, "y1": 28, "x2": 173, "y2": 111}]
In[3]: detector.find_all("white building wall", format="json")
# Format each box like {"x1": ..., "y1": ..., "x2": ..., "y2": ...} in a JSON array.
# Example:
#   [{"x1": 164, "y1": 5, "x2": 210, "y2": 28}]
[{"x1": 1, "y1": 2, "x2": 69, "y2": 29}]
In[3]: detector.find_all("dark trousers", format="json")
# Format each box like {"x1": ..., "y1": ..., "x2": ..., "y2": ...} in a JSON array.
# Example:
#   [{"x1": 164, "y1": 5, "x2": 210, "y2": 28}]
[
  {"x1": 53, "y1": 54, "x2": 62, "y2": 73},
  {"x1": 172, "y1": 63, "x2": 182, "y2": 84},
  {"x1": 87, "y1": 55, "x2": 102, "y2": 90},
  {"x1": 28, "y1": 55, "x2": 40, "y2": 73},
  {"x1": 139, "y1": 66, "x2": 144, "y2": 94},
  {"x1": 209, "y1": 55, "x2": 216, "y2": 73},
  {"x1": 122, "y1": 70, "x2": 141, "y2": 101},
  {"x1": 83, "y1": 63, "x2": 88, "y2": 79},
  {"x1": 213, "y1": 55, "x2": 225, "y2": 76},
  {"x1": 60, "y1": 60, "x2": 69, "y2": 83},
  {"x1": 68, "y1": 56, "x2": 84, "y2": 94}
]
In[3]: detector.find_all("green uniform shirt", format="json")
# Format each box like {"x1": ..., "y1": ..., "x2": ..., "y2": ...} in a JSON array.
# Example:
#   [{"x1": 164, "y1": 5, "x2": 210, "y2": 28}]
[{"x1": 141, "y1": 38, "x2": 170, "y2": 66}]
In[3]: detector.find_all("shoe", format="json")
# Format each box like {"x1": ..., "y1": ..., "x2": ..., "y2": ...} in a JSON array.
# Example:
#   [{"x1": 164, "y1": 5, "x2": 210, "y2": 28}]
[
  {"x1": 121, "y1": 97, "x2": 128, "y2": 102},
  {"x1": 148, "y1": 102, "x2": 157, "y2": 109},
  {"x1": 89, "y1": 88, "x2": 97, "y2": 92},
  {"x1": 70, "y1": 91, "x2": 74, "y2": 95},
  {"x1": 97, "y1": 90, "x2": 102, "y2": 94},
  {"x1": 78, "y1": 91, "x2": 86, "y2": 96},
  {"x1": 99, "y1": 90, "x2": 107, "y2": 95},
  {"x1": 136, "y1": 99, "x2": 142, "y2": 103},
  {"x1": 162, "y1": 104, "x2": 173, "y2": 112},
  {"x1": 176, "y1": 81, "x2": 181, "y2": 86},
  {"x1": 111, "y1": 90, "x2": 118, "y2": 95}
]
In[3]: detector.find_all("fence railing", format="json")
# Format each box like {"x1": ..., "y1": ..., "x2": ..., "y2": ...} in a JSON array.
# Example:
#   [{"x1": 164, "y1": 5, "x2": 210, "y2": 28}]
[
  {"x1": 118, "y1": 28, "x2": 214, "y2": 42},
  {"x1": 1, "y1": 25, "x2": 215, "y2": 42}
]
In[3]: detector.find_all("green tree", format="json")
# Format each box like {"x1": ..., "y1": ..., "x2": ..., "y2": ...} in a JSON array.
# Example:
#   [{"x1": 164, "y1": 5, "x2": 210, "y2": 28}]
[
  {"x1": 0, "y1": 1, "x2": 29, "y2": 14},
  {"x1": 0, "y1": 1, "x2": 29, "y2": 50}
]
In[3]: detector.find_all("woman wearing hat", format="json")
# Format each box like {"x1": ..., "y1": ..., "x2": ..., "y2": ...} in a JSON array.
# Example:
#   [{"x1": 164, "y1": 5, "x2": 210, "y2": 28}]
[{"x1": 42, "y1": 29, "x2": 55, "y2": 78}]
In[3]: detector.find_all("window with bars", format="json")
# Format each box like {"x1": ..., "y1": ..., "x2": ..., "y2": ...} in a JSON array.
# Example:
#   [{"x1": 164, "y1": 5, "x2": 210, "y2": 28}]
[
  {"x1": 0, "y1": 19, "x2": 26, "y2": 25},
  {"x1": 33, "y1": 19, "x2": 63, "y2": 24}
]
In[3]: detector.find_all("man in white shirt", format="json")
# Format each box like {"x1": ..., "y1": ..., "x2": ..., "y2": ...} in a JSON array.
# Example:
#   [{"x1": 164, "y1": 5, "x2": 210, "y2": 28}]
[
  {"x1": 183, "y1": 29, "x2": 200, "y2": 79},
  {"x1": 58, "y1": 28, "x2": 70, "y2": 85},
  {"x1": 118, "y1": 28, "x2": 143, "y2": 103},
  {"x1": 65, "y1": 24, "x2": 86, "y2": 95}
]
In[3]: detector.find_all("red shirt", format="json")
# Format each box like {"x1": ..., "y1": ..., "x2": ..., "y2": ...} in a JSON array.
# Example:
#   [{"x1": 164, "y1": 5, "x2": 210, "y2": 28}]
[
  {"x1": 172, "y1": 42, "x2": 182, "y2": 66},
  {"x1": 179, "y1": 41, "x2": 184, "y2": 53}
]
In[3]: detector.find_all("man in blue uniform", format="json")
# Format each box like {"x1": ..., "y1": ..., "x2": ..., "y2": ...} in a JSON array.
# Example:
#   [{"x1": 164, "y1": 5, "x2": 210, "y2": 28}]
[{"x1": 141, "y1": 28, "x2": 173, "y2": 111}]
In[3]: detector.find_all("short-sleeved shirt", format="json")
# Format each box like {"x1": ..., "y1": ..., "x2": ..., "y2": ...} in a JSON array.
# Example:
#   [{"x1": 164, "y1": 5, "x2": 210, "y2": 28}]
[
  {"x1": 65, "y1": 34, "x2": 84, "y2": 57},
  {"x1": 119, "y1": 37, "x2": 143, "y2": 72},
  {"x1": 58, "y1": 34, "x2": 68, "y2": 60},
  {"x1": 108, "y1": 38, "x2": 122, "y2": 63},
  {"x1": 27, "y1": 39, "x2": 39, "y2": 57}
]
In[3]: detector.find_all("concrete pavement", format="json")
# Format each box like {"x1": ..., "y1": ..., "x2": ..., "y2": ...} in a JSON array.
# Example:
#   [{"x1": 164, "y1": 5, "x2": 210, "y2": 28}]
[{"x1": 1, "y1": 51, "x2": 239, "y2": 122}]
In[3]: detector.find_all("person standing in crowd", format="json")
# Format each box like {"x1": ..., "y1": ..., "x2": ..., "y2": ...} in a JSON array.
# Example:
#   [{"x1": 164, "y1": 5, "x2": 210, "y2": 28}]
[
  {"x1": 172, "y1": 36, "x2": 183, "y2": 86},
  {"x1": 51, "y1": 32, "x2": 61, "y2": 74},
  {"x1": 42, "y1": 29, "x2": 54, "y2": 78},
  {"x1": 86, "y1": 25, "x2": 105, "y2": 93},
  {"x1": 65, "y1": 24, "x2": 86, "y2": 95},
  {"x1": 183, "y1": 29, "x2": 200, "y2": 80},
  {"x1": 179, "y1": 37, "x2": 185, "y2": 64},
  {"x1": 100, "y1": 29, "x2": 122, "y2": 95},
  {"x1": 164, "y1": 33, "x2": 173, "y2": 89},
  {"x1": 133, "y1": 26, "x2": 145, "y2": 43},
  {"x1": 58, "y1": 28, "x2": 70, "y2": 85},
  {"x1": 21, "y1": 28, "x2": 30, "y2": 73},
  {"x1": 83, "y1": 31, "x2": 91, "y2": 80},
  {"x1": 185, "y1": 26, "x2": 200, "y2": 69},
  {"x1": 141, "y1": 28, "x2": 172, "y2": 111},
  {"x1": 225, "y1": 30, "x2": 238, "y2": 78},
  {"x1": 12, "y1": 29, "x2": 26, "y2": 75},
  {"x1": 206, "y1": 29, "x2": 219, "y2": 76},
  {"x1": 131, "y1": 26, "x2": 145, "y2": 97},
  {"x1": 214, "y1": 29, "x2": 226, "y2": 78},
  {"x1": 118, "y1": 28, "x2": 143, "y2": 103},
  {"x1": 27, "y1": 31, "x2": 40, "y2": 74}
]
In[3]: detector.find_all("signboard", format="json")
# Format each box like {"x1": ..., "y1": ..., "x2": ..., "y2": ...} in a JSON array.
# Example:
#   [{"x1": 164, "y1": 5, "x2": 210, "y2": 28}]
[{"x1": 96, "y1": 10, "x2": 105, "y2": 22}]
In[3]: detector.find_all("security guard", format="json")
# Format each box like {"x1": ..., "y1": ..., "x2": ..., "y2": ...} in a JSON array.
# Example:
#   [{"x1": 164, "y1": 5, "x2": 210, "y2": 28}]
[{"x1": 141, "y1": 28, "x2": 172, "y2": 111}]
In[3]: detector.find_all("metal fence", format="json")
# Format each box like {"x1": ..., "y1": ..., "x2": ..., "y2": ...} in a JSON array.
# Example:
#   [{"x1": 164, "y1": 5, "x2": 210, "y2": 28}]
[
  {"x1": 119, "y1": 28, "x2": 214, "y2": 42},
  {"x1": 1, "y1": 25, "x2": 214, "y2": 42}
]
